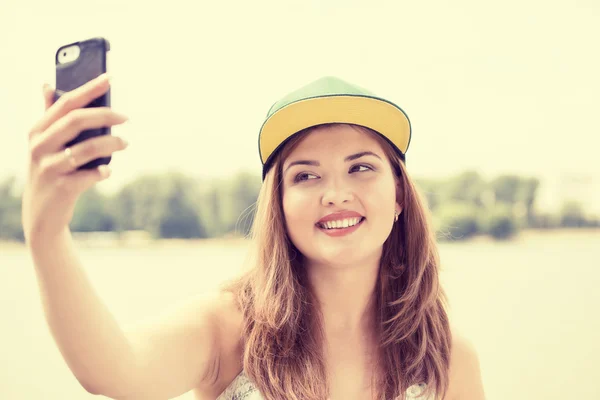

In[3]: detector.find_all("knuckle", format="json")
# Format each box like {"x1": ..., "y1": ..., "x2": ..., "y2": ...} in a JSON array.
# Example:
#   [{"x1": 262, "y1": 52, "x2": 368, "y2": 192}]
[
  {"x1": 63, "y1": 109, "x2": 85, "y2": 131},
  {"x1": 57, "y1": 92, "x2": 76, "y2": 110},
  {"x1": 98, "y1": 108, "x2": 113, "y2": 124},
  {"x1": 38, "y1": 157, "x2": 56, "y2": 178},
  {"x1": 29, "y1": 139, "x2": 44, "y2": 164},
  {"x1": 28, "y1": 128, "x2": 39, "y2": 140},
  {"x1": 56, "y1": 94, "x2": 71, "y2": 111},
  {"x1": 83, "y1": 140, "x2": 99, "y2": 158}
]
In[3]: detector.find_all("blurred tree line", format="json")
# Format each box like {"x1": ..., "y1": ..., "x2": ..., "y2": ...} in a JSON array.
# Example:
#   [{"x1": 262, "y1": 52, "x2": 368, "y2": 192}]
[
  {"x1": 0, "y1": 170, "x2": 597, "y2": 242},
  {"x1": 416, "y1": 171, "x2": 598, "y2": 240}
]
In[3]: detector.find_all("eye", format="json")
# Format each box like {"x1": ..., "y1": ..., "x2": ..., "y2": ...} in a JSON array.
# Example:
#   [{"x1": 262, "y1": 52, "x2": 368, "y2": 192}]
[
  {"x1": 294, "y1": 172, "x2": 319, "y2": 183},
  {"x1": 349, "y1": 164, "x2": 373, "y2": 173}
]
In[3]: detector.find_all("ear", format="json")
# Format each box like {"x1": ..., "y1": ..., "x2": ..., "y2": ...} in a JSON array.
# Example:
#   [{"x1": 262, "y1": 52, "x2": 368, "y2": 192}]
[
  {"x1": 395, "y1": 177, "x2": 405, "y2": 213},
  {"x1": 396, "y1": 202, "x2": 403, "y2": 215}
]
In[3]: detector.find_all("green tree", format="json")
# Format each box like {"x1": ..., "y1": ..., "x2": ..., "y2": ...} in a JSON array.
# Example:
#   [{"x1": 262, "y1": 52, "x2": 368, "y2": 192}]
[
  {"x1": 155, "y1": 175, "x2": 206, "y2": 238},
  {"x1": 228, "y1": 172, "x2": 261, "y2": 236},
  {"x1": 559, "y1": 201, "x2": 587, "y2": 228},
  {"x1": 414, "y1": 178, "x2": 442, "y2": 211},
  {"x1": 517, "y1": 177, "x2": 540, "y2": 226},
  {"x1": 531, "y1": 212, "x2": 560, "y2": 229},
  {"x1": 110, "y1": 172, "x2": 207, "y2": 238},
  {"x1": 70, "y1": 188, "x2": 115, "y2": 232},
  {"x1": 489, "y1": 175, "x2": 540, "y2": 228},
  {"x1": 203, "y1": 172, "x2": 261, "y2": 237},
  {"x1": 0, "y1": 176, "x2": 24, "y2": 241},
  {"x1": 442, "y1": 170, "x2": 487, "y2": 208},
  {"x1": 196, "y1": 185, "x2": 222, "y2": 237},
  {"x1": 481, "y1": 204, "x2": 518, "y2": 240},
  {"x1": 111, "y1": 174, "x2": 167, "y2": 233},
  {"x1": 435, "y1": 202, "x2": 480, "y2": 241},
  {"x1": 491, "y1": 175, "x2": 521, "y2": 205}
]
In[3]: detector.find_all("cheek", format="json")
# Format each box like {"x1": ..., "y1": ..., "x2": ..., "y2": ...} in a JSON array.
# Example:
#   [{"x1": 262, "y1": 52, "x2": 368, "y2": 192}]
[
  {"x1": 283, "y1": 188, "x2": 315, "y2": 227},
  {"x1": 364, "y1": 180, "x2": 397, "y2": 216}
]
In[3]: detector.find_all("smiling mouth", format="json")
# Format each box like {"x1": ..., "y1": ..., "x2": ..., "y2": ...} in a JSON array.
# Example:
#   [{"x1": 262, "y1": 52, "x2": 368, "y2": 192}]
[{"x1": 316, "y1": 217, "x2": 366, "y2": 230}]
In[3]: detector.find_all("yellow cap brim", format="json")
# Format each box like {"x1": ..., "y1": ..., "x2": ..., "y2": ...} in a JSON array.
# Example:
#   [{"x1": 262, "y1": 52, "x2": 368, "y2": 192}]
[{"x1": 259, "y1": 95, "x2": 411, "y2": 169}]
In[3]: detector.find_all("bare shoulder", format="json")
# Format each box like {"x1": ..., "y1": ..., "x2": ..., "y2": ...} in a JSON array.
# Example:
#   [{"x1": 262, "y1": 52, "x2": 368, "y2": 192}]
[
  {"x1": 202, "y1": 289, "x2": 244, "y2": 368},
  {"x1": 443, "y1": 327, "x2": 486, "y2": 400},
  {"x1": 211, "y1": 290, "x2": 244, "y2": 350},
  {"x1": 115, "y1": 289, "x2": 244, "y2": 400},
  {"x1": 213, "y1": 289, "x2": 243, "y2": 325},
  {"x1": 192, "y1": 290, "x2": 244, "y2": 397}
]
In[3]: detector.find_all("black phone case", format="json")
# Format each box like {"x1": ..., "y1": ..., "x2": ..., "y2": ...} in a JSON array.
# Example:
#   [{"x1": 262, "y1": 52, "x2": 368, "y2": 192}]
[{"x1": 55, "y1": 37, "x2": 111, "y2": 170}]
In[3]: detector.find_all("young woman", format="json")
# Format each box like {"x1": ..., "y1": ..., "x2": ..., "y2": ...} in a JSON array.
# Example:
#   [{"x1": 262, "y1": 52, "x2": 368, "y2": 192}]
[{"x1": 23, "y1": 74, "x2": 486, "y2": 400}]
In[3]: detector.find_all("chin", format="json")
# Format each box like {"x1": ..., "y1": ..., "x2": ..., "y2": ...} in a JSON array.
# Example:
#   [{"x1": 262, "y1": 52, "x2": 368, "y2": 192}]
[
  {"x1": 310, "y1": 245, "x2": 378, "y2": 269},
  {"x1": 290, "y1": 227, "x2": 385, "y2": 269}
]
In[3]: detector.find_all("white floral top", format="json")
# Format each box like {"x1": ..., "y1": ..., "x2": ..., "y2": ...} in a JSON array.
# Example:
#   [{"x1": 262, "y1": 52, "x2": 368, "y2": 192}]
[{"x1": 216, "y1": 371, "x2": 433, "y2": 400}]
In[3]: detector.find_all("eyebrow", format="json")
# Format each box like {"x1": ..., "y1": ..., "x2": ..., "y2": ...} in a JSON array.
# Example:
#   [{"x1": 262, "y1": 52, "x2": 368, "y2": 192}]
[{"x1": 283, "y1": 151, "x2": 382, "y2": 174}]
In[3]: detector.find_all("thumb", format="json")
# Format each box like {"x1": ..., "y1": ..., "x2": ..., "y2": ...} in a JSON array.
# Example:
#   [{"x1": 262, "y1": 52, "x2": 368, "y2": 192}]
[{"x1": 42, "y1": 83, "x2": 55, "y2": 110}]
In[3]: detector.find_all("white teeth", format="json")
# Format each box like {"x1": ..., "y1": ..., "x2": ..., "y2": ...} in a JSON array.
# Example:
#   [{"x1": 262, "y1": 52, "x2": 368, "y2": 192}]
[{"x1": 320, "y1": 217, "x2": 362, "y2": 230}]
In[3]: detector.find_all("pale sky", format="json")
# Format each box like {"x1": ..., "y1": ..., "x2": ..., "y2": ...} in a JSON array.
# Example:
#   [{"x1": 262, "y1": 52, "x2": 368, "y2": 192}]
[{"x1": 1, "y1": 0, "x2": 598, "y2": 212}]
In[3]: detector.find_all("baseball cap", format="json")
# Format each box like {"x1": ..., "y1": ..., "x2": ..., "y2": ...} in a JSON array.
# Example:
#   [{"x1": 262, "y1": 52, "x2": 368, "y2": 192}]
[{"x1": 258, "y1": 76, "x2": 412, "y2": 180}]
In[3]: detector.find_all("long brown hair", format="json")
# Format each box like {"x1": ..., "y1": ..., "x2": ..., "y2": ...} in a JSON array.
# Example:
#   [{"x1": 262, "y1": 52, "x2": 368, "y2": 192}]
[{"x1": 222, "y1": 123, "x2": 452, "y2": 399}]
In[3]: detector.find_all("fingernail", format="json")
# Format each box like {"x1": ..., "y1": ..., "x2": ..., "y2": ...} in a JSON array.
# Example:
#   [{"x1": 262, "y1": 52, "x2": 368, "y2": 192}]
[
  {"x1": 121, "y1": 138, "x2": 129, "y2": 147},
  {"x1": 98, "y1": 73, "x2": 111, "y2": 83},
  {"x1": 112, "y1": 111, "x2": 128, "y2": 121},
  {"x1": 98, "y1": 165, "x2": 111, "y2": 179}
]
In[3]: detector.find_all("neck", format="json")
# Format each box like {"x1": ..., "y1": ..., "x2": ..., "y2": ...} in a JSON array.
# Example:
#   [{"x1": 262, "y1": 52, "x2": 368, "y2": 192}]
[{"x1": 306, "y1": 256, "x2": 380, "y2": 336}]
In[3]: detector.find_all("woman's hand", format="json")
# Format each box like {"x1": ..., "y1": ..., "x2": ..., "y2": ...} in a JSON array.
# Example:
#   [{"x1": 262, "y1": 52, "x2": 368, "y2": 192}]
[{"x1": 22, "y1": 74, "x2": 129, "y2": 243}]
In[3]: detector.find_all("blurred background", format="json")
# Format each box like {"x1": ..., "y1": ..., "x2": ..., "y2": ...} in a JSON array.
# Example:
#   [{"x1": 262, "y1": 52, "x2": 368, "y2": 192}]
[{"x1": 1, "y1": 0, "x2": 599, "y2": 399}]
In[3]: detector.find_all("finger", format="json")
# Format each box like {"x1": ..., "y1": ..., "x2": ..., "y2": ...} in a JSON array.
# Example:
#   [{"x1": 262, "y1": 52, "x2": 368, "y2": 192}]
[
  {"x1": 42, "y1": 83, "x2": 55, "y2": 110},
  {"x1": 52, "y1": 165, "x2": 112, "y2": 201},
  {"x1": 29, "y1": 73, "x2": 110, "y2": 137},
  {"x1": 71, "y1": 165, "x2": 113, "y2": 194},
  {"x1": 30, "y1": 107, "x2": 128, "y2": 157},
  {"x1": 28, "y1": 84, "x2": 58, "y2": 140},
  {"x1": 39, "y1": 135, "x2": 128, "y2": 176}
]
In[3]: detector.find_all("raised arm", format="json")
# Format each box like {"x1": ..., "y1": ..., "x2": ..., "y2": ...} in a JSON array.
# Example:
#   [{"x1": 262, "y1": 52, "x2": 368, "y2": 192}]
[{"x1": 23, "y1": 76, "x2": 232, "y2": 399}]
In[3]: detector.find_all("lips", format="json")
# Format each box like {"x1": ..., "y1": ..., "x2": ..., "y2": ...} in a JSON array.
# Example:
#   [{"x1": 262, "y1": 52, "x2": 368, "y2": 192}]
[
  {"x1": 316, "y1": 210, "x2": 364, "y2": 224},
  {"x1": 315, "y1": 210, "x2": 366, "y2": 237}
]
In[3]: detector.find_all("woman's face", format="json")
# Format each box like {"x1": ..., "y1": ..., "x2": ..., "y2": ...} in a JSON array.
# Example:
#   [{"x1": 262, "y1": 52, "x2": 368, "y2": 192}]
[{"x1": 281, "y1": 124, "x2": 401, "y2": 268}]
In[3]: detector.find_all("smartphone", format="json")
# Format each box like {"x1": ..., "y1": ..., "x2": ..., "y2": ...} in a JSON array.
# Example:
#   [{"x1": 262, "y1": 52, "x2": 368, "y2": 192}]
[{"x1": 55, "y1": 37, "x2": 111, "y2": 170}]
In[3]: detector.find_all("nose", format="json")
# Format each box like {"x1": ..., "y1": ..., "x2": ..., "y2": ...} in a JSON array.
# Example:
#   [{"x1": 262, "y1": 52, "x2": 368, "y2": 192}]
[{"x1": 321, "y1": 178, "x2": 355, "y2": 206}]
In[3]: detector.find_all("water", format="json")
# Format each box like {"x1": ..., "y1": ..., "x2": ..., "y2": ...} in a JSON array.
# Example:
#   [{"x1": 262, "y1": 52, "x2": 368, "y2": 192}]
[{"x1": 1, "y1": 231, "x2": 599, "y2": 399}]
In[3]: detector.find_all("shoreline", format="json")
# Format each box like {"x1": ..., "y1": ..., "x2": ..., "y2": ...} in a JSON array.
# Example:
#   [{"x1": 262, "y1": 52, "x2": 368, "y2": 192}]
[{"x1": 1, "y1": 228, "x2": 599, "y2": 250}]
